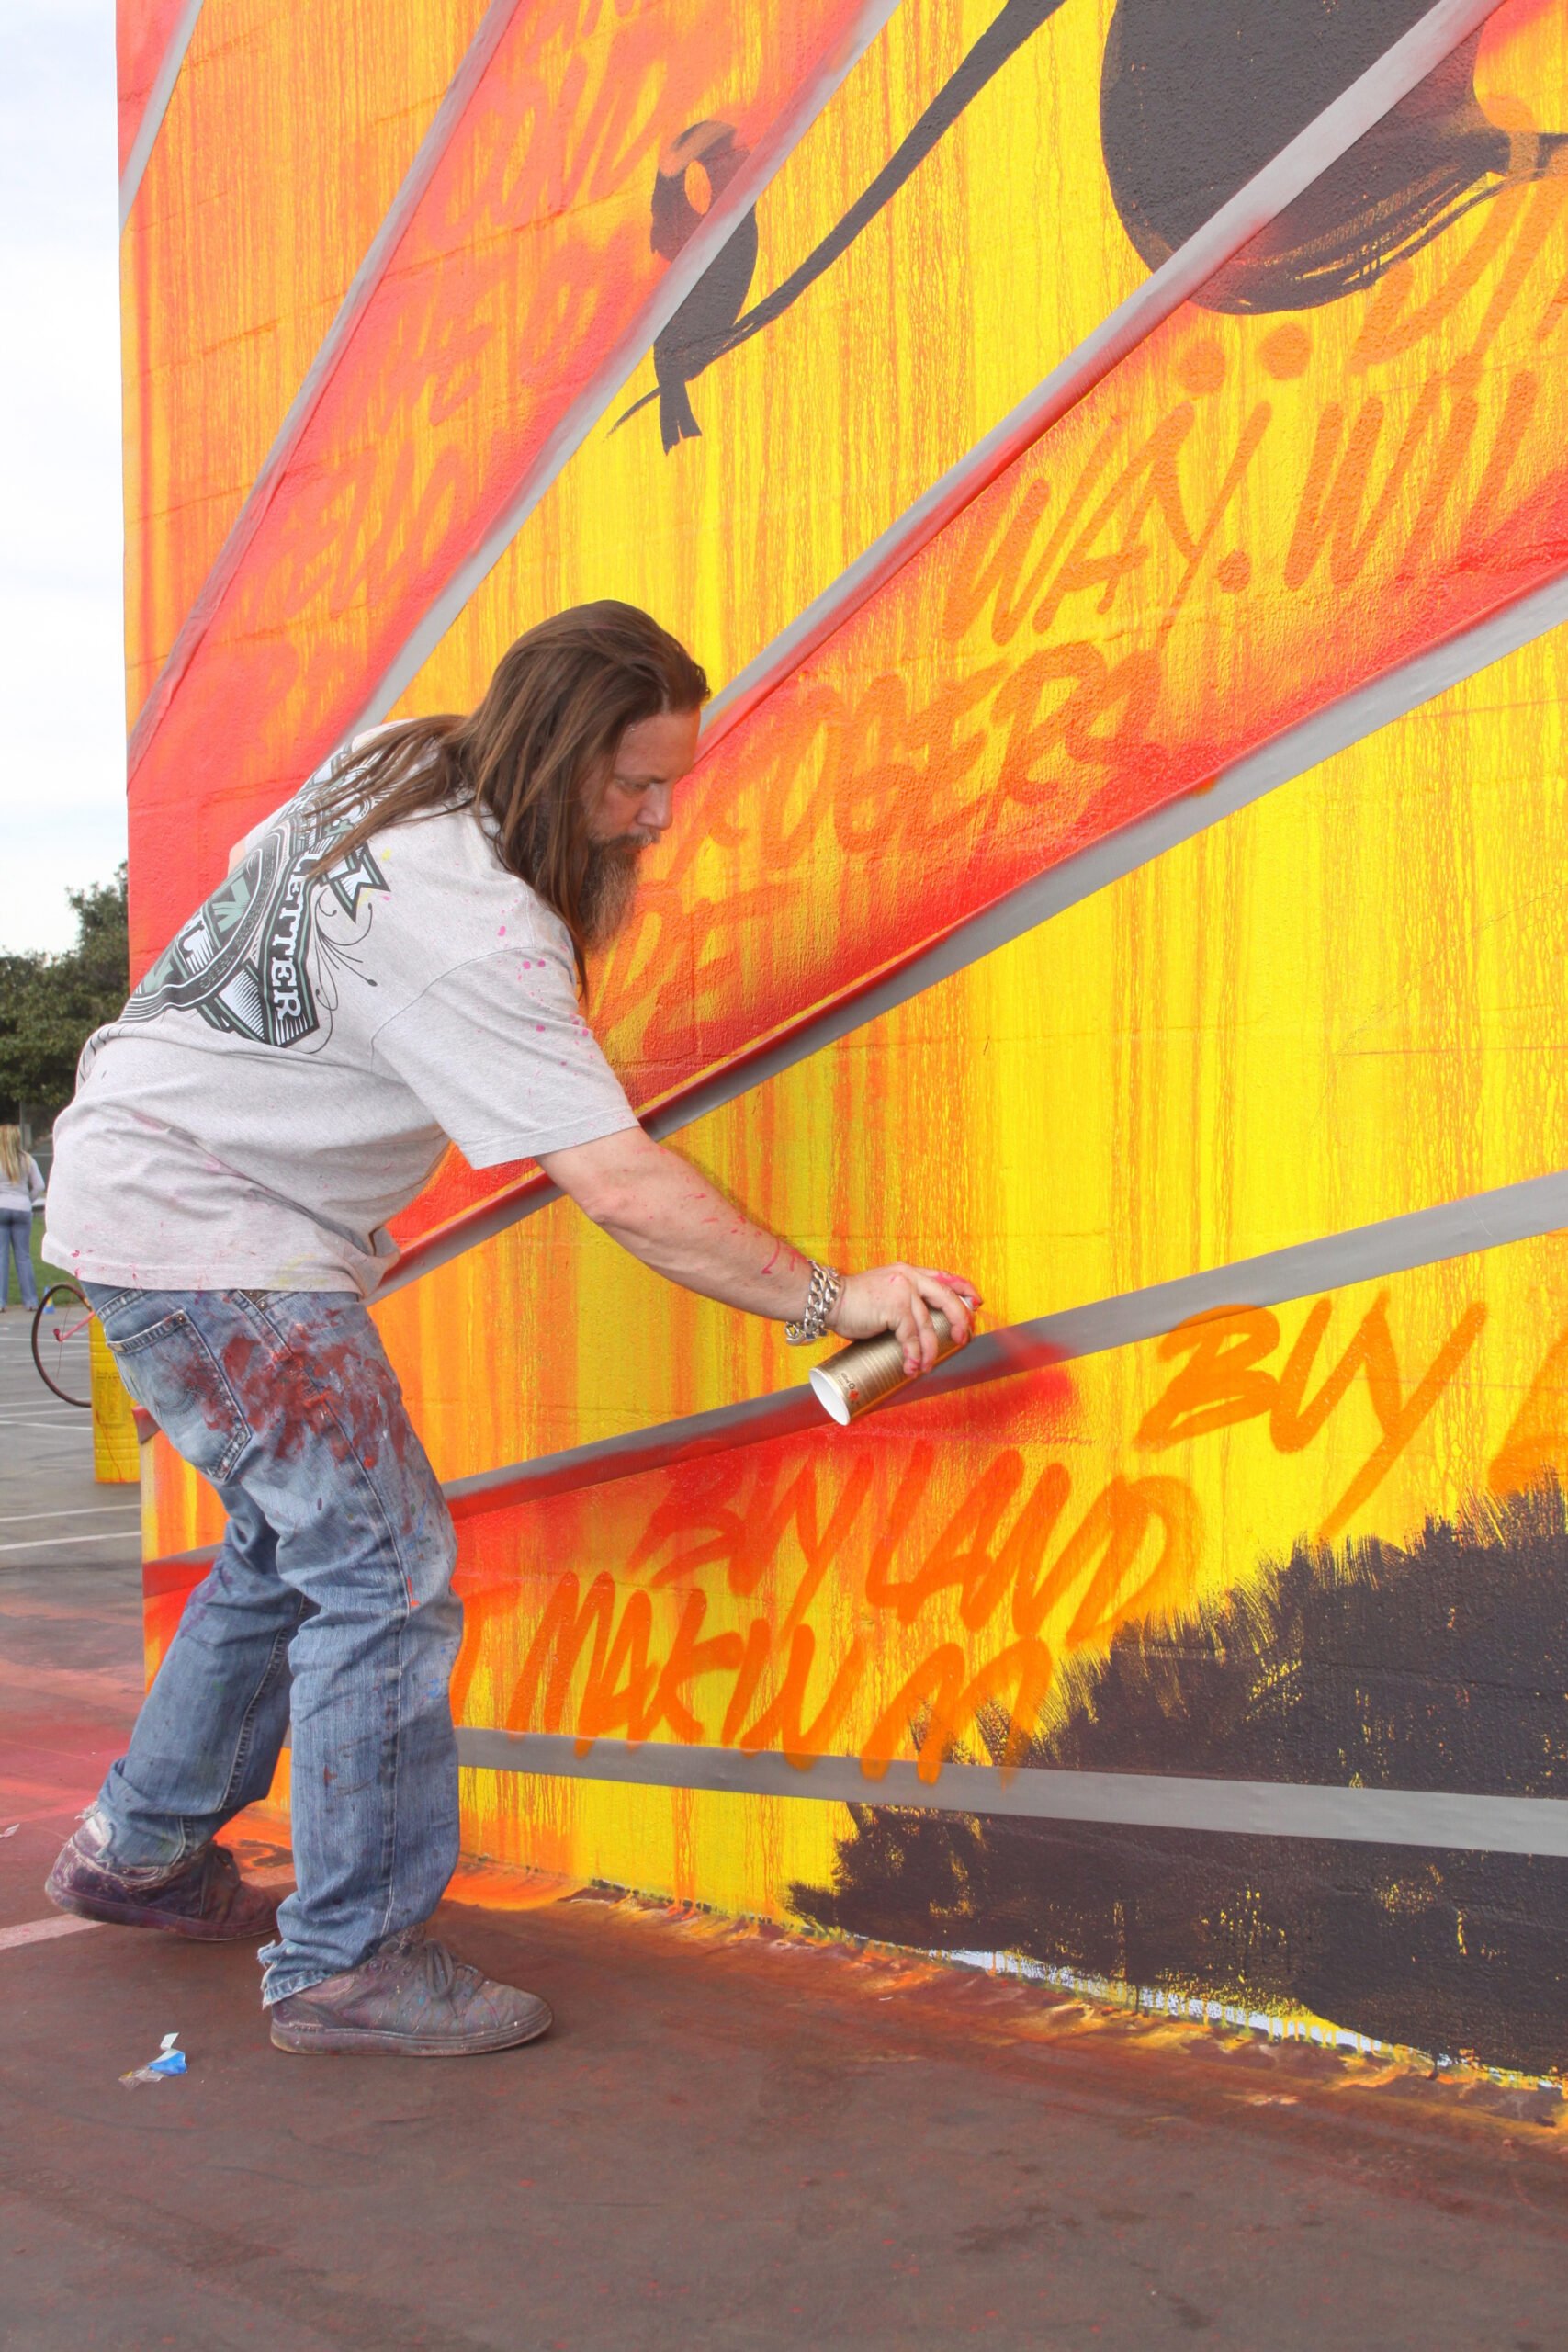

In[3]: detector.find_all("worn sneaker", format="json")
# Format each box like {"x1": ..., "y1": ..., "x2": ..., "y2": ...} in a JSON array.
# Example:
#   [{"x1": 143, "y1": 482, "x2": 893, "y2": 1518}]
[
  {"x1": 269, "y1": 1928, "x2": 553, "y2": 2056},
  {"x1": 45, "y1": 1823, "x2": 279, "y2": 1942}
]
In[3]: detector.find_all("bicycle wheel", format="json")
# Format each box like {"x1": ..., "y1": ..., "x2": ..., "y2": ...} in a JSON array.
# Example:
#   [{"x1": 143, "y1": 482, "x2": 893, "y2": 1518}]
[{"x1": 32, "y1": 1282, "x2": 95, "y2": 1408}]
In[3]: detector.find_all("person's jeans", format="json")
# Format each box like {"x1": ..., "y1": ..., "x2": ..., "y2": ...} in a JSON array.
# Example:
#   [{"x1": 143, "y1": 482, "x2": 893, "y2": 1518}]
[
  {"x1": 0, "y1": 1210, "x2": 38, "y2": 1308},
  {"x1": 82, "y1": 1284, "x2": 461, "y2": 2004}
]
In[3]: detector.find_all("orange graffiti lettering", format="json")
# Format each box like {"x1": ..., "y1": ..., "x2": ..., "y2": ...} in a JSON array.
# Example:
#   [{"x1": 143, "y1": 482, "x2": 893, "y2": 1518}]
[
  {"x1": 1012, "y1": 1471, "x2": 1198, "y2": 1648},
  {"x1": 865, "y1": 1448, "x2": 1027, "y2": 1629},
  {"x1": 860, "y1": 1637, "x2": 1055, "y2": 1784},
  {"x1": 507, "y1": 1569, "x2": 616, "y2": 1739},
  {"x1": 646, "y1": 1591, "x2": 745, "y2": 1745},
  {"x1": 1134, "y1": 1306, "x2": 1282, "y2": 1449},
  {"x1": 737, "y1": 1624, "x2": 867, "y2": 1770},
  {"x1": 483, "y1": 1441, "x2": 1200, "y2": 1786},
  {"x1": 1317, "y1": 1300, "x2": 1488, "y2": 1542},
  {"x1": 575, "y1": 1589, "x2": 657, "y2": 1749},
  {"x1": 1137, "y1": 1293, "x2": 1488, "y2": 1540}
]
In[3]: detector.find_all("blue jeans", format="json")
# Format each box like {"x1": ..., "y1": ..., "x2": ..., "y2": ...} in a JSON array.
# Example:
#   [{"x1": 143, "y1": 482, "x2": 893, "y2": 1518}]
[
  {"x1": 0, "y1": 1210, "x2": 38, "y2": 1307},
  {"x1": 83, "y1": 1284, "x2": 461, "y2": 2004}
]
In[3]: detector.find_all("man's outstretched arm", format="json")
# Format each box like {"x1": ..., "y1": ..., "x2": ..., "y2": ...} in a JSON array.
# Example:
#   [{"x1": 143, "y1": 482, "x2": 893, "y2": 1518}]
[{"x1": 538, "y1": 1125, "x2": 979, "y2": 1376}]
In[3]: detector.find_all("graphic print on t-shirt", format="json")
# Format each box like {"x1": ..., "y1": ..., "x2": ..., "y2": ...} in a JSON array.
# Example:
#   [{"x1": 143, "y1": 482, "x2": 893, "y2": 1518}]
[{"x1": 124, "y1": 809, "x2": 388, "y2": 1050}]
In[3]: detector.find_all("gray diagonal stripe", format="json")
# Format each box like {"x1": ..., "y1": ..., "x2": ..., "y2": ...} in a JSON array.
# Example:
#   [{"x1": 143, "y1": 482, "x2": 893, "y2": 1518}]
[
  {"x1": 660, "y1": 571, "x2": 1568, "y2": 1147},
  {"x1": 385, "y1": 554, "x2": 1568, "y2": 1298},
  {"x1": 119, "y1": 0, "x2": 206, "y2": 228},
  {"x1": 443, "y1": 1170, "x2": 1568, "y2": 1520},
  {"x1": 454, "y1": 1732, "x2": 1568, "y2": 1856},
  {"x1": 149, "y1": 1172, "x2": 1568, "y2": 1566},
  {"x1": 941, "y1": 1170, "x2": 1568, "y2": 1385}
]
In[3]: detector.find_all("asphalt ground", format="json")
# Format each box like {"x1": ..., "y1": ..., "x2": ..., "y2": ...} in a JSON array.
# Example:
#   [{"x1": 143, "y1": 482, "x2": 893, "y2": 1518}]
[
  {"x1": 0, "y1": 1304, "x2": 141, "y2": 1821},
  {"x1": 4, "y1": 1309, "x2": 1568, "y2": 2350}
]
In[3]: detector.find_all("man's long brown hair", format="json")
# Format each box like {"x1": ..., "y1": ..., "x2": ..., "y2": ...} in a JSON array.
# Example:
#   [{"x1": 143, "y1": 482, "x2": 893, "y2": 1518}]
[{"x1": 308, "y1": 602, "x2": 707, "y2": 987}]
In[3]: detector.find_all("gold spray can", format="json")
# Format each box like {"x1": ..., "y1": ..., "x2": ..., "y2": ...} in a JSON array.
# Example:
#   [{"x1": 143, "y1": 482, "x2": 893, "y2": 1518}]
[{"x1": 808, "y1": 1308, "x2": 956, "y2": 1426}]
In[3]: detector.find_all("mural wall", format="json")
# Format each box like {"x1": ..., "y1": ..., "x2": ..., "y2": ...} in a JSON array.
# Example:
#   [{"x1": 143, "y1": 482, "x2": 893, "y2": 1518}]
[{"x1": 123, "y1": 0, "x2": 1568, "y2": 2076}]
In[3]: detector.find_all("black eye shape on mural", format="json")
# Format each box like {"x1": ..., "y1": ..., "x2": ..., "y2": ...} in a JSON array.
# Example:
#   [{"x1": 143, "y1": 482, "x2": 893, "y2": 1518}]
[
  {"x1": 792, "y1": 1478, "x2": 1568, "y2": 2079},
  {"x1": 618, "y1": 0, "x2": 1568, "y2": 452},
  {"x1": 1111, "y1": 5, "x2": 1567, "y2": 311}
]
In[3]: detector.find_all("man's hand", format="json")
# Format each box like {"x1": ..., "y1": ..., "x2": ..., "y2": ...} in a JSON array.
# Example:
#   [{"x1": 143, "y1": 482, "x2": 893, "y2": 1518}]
[{"x1": 830, "y1": 1265, "x2": 981, "y2": 1377}]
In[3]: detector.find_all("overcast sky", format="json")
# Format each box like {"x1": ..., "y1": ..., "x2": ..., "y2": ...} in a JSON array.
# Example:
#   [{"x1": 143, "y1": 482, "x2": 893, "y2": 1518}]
[{"x1": 0, "y1": 2, "x2": 125, "y2": 956}]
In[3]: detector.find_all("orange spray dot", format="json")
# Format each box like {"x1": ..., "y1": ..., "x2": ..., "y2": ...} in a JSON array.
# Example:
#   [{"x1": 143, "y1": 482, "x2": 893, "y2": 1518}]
[{"x1": 1260, "y1": 322, "x2": 1311, "y2": 380}]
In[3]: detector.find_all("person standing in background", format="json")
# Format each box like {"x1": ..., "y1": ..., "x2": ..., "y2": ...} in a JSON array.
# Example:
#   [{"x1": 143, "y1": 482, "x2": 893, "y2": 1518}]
[{"x1": 0, "y1": 1125, "x2": 45, "y2": 1313}]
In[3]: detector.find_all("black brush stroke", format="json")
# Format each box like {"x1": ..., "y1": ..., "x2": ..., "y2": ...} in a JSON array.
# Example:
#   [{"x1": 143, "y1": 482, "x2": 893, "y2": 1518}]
[{"x1": 794, "y1": 1482, "x2": 1568, "y2": 2075}]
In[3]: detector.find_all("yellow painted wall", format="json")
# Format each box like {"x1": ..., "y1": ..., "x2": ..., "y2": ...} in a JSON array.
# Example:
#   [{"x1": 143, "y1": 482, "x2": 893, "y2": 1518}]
[{"x1": 125, "y1": 0, "x2": 1568, "y2": 2075}]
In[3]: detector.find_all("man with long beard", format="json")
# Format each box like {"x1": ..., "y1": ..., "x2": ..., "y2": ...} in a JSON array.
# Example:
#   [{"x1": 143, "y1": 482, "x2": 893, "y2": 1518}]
[{"x1": 40, "y1": 602, "x2": 977, "y2": 2058}]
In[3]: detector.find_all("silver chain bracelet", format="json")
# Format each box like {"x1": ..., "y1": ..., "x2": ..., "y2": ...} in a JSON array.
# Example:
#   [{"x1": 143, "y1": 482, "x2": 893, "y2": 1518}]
[{"x1": 784, "y1": 1260, "x2": 843, "y2": 1346}]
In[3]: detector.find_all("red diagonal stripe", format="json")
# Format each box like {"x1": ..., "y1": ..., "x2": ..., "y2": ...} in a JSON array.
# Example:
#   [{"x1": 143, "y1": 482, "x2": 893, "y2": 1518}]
[
  {"x1": 126, "y1": 0, "x2": 887, "y2": 974},
  {"x1": 117, "y1": 0, "x2": 195, "y2": 177}
]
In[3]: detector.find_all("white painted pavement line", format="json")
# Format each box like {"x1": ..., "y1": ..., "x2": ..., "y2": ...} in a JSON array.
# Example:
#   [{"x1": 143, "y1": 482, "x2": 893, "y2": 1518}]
[
  {"x1": 0, "y1": 1507, "x2": 141, "y2": 1528},
  {"x1": 0, "y1": 1532, "x2": 144, "y2": 1555},
  {"x1": 0, "y1": 1916, "x2": 101, "y2": 1953}
]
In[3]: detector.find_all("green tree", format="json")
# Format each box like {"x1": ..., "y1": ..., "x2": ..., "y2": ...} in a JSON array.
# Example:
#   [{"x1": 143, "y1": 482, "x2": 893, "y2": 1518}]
[{"x1": 0, "y1": 867, "x2": 130, "y2": 1120}]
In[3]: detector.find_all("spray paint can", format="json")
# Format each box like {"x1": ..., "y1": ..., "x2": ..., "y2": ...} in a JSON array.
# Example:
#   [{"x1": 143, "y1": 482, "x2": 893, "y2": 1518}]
[{"x1": 808, "y1": 1308, "x2": 957, "y2": 1427}]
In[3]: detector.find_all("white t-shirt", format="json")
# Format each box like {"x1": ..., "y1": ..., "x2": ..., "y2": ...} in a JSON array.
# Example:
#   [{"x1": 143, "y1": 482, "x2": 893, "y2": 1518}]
[{"x1": 44, "y1": 752, "x2": 638, "y2": 1295}]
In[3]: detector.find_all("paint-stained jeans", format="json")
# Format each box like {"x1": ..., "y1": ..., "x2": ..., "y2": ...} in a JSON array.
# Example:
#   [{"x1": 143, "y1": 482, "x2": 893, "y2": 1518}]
[{"x1": 82, "y1": 1284, "x2": 461, "y2": 2005}]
